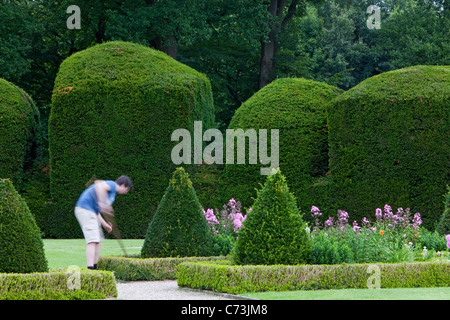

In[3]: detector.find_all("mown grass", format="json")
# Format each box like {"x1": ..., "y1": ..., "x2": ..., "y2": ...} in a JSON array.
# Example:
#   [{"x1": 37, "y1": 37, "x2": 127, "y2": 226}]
[
  {"x1": 242, "y1": 287, "x2": 450, "y2": 300},
  {"x1": 43, "y1": 239, "x2": 144, "y2": 269}
]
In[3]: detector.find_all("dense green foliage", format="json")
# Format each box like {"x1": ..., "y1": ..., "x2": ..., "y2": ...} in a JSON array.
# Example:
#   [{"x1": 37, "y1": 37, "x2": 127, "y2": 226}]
[
  {"x1": 0, "y1": 179, "x2": 48, "y2": 273},
  {"x1": 327, "y1": 65, "x2": 449, "y2": 229},
  {"x1": 141, "y1": 167, "x2": 213, "y2": 258},
  {"x1": 49, "y1": 41, "x2": 214, "y2": 238},
  {"x1": 0, "y1": 269, "x2": 117, "y2": 300},
  {"x1": 0, "y1": 79, "x2": 41, "y2": 189},
  {"x1": 223, "y1": 78, "x2": 341, "y2": 215},
  {"x1": 232, "y1": 169, "x2": 311, "y2": 265},
  {"x1": 177, "y1": 260, "x2": 450, "y2": 294},
  {"x1": 0, "y1": 0, "x2": 448, "y2": 237}
]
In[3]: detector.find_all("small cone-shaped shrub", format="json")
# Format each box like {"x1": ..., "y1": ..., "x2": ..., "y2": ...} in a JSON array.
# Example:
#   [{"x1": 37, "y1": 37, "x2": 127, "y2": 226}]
[
  {"x1": 232, "y1": 169, "x2": 311, "y2": 265},
  {"x1": 141, "y1": 167, "x2": 213, "y2": 258},
  {"x1": 437, "y1": 186, "x2": 450, "y2": 235},
  {"x1": 0, "y1": 179, "x2": 48, "y2": 273}
]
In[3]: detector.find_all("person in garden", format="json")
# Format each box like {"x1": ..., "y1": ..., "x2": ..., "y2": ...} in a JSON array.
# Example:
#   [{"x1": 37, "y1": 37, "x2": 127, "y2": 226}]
[{"x1": 74, "y1": 175, "x2": 133, "y2": 270}]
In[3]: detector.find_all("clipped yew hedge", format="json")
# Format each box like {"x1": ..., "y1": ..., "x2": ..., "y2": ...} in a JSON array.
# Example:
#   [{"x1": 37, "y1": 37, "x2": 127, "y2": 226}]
[
  {"x1": 222, "y1": 78, "x2": 342, "y2": 215},
  {"x1": 176, "y1": 260, "x2": 450, "y2": 294},
  {"x1": 48, "y1": 41, "x2": 214, "y2": 238},
  {"x1": 0, "y1": 78, "x2": 41, "y2": 190},
  {"x1": 0, "y1": 269, "x2": 117, "y2": 300},
  {"x1": 328, "y1": 65, "x2": 449, "y2": 229}
]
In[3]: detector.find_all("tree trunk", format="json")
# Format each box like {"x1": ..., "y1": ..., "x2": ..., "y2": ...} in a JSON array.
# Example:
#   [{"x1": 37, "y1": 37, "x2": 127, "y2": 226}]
[
  {"x1": 164, "y1": 35, "x2": 178, "y2": 60},
  {"x1": 258, "y1": 0, "x2": 300, "y2": 89},
  {"x1": 258, "y1": 30, "x2": 277, "y2": 89},
  {"x1": 258, "y1": 0, "x2": 283, "y2": 89}
]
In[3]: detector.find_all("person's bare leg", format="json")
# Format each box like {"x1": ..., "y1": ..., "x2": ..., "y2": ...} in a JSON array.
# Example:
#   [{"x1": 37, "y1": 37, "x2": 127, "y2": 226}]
[
  {"x1": 86, "y1": 242, "x2": 99, "y2": 268},
  {"x1": 94, "y1": 242, "x2": 101, "y2": 267}
]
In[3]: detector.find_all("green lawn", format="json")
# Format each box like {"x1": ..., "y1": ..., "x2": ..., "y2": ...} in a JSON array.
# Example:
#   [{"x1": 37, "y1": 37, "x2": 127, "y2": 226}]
[
  {"x1": 43, "y1": 239, "x2": 144, "y2": 269},
  {"x1": 243, "y1": 287, "x2": 450, "y2": 300}
]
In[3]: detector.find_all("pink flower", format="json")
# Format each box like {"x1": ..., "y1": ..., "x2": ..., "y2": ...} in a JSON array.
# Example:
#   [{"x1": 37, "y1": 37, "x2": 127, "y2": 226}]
[
  {"x1": 311, "y1": 206, "x2": 322, "y2": 217},
  {"x1": 361, "y1": 217, "x2": 370, "y2": 226},
  {"x1": 234, "y1": 219, "x2": 243, "y2": 232},
  {"x1": 324, "y1": 217, "x2": 334, "y2": 229},
  {"x1": 412, "y1": 212, "x2": 422, "y2": 229},
  {"x1": 446, "y1": 235, "x2": 450, "y2": 249},
  {"x1": 375, "y1": 208, "x2": 382, "y2": 220}
]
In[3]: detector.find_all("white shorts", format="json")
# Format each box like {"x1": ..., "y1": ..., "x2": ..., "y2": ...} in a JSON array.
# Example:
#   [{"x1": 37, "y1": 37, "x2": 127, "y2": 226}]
[{"x1": 74, "y1": 206, "x2": 104, "y2": 244}]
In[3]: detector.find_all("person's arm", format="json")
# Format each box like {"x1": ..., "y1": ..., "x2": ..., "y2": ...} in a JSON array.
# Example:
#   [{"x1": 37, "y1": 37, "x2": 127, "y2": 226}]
[
  {"x1": 97, "y1": 213, "x2": 112, "y2": 233},
  {"x1": 94, "y1": 180, "x2": 113, "y2": 215}
]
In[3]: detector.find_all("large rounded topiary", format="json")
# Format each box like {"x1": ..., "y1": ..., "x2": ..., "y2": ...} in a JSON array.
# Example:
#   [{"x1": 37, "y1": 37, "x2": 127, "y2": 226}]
[
  {"x1": 0, "y1": 179, "x2": 48, "y2": 273},
  {"x1": 223, "y1": 78, "x2": 342, "y2": 215},
  {"x1": 141, "y1": 167, "x2": 213, "y2": 258},
  {"x1": 0, "y1": 78, "x2": 41, "y2": 189},
  {"x1": 328, "y1": 65, "x2": 449, "y2": 229},
  {"x1": 232, "y1": 169, "x2": 311, "y2": 265},
  {"x1": 49, "y1": 41, "x2": 214, "y2": 238}
]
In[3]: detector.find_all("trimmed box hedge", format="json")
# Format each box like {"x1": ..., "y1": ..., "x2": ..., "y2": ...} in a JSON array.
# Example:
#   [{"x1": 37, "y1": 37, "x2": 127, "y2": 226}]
[
  {"x1": 176, "y1": 260, "x2": 450, "y2": 294},
  {"x1": 0, "y1": 269, "x2": 117, "y2": 300},
  {"x1": 98, "y1": 255, "x2": 226, "y2": 281}
]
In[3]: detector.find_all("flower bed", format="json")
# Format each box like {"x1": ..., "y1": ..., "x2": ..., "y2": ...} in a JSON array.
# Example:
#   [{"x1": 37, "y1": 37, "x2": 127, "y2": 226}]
[
  {"x1": 176, "y1": 260, "x2": 450, "y2": 295},
  {"x1": 0, "y1": 269, "x2": 117, "y2": 300},
  {"x1": 308, "y1": 204, "x2": 448, "y2": 264}
]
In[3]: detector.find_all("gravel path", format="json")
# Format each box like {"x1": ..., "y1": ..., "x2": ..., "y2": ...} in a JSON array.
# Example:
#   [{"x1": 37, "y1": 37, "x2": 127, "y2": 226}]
[{"x1": 116, "y1": 280, "x2": 239, "y2": 300}]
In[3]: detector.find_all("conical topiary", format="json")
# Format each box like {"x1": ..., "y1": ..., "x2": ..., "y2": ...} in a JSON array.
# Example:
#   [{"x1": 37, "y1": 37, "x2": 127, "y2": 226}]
[
  {"x1": 232, "y1": 168, "x2": 311, "y2": 265},
  {"x1": 141, "y1": 167, "x2": 213, "y2": 258},
  {"x1": 0, "y1": 178, "x2": 48, "y2": 273},
  {"x1": 437, "y1": 186, "x2": 450, "y2": 235}
]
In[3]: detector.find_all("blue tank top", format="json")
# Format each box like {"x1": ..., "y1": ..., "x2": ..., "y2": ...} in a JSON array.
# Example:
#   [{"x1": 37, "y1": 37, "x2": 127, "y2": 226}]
[{"x1": 76, "y1": 180, "x2": 117, "y2": 214}]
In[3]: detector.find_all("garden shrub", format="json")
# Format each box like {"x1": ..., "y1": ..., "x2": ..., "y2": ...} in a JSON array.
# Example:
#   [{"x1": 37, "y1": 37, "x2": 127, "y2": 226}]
[
  {"x1": 141, "y1": 167, "x2": 214, "y2": 258},
  {"x1": 309, "y1": 233, "x2": 354, "y2": 264},
  {"x1": 436, "y1": 186, "x2": 450, "y2": 235},
  {"x1": 0, "y1": 179, "x2": 48, "y2": 273},
  {"x1": 0, "y1": 78, "x2": 41, "y2": 190},
  {"x1": 419, "y1": 228, "x2": 447, "y2": 252},
  {"x1": 98, "y1": 255, "x2": 226, "y2": 281},
  {"x1": 176, "y1": 260, "x2": 450, "y2": 294},
  {"x1": 327, "y1": 65, "x2": 449, "y2": 229},
  {"x1": 232, "y1": 169, "x2": 311, "y2": 265},
  {"x1": 0, "y1": 269, "x2": 117, "y2": 300},
  {"x1": 49, "y1": 41, "x2": 215, "y2": 238},
  {"x1": 222, "y1": 78, "x2": 342, "y2": 217}
]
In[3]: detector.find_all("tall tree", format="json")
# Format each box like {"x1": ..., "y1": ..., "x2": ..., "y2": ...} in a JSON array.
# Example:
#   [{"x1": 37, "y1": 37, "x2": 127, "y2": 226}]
[{"x1": 258, "y1": 0, "x2": 312, "y2": 89}]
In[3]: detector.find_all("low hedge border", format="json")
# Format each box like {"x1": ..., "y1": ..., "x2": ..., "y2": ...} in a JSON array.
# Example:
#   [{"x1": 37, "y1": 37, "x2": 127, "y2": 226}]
[
  {"x1": 176, "y1": 260, "x2": 450, "y2": 294},
  {"x1": 98, "y1": 255, "x2": 227, "y2": 281},
  {"x1": 0, "y1": 268, "x2": 117, "y2": 300}
]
